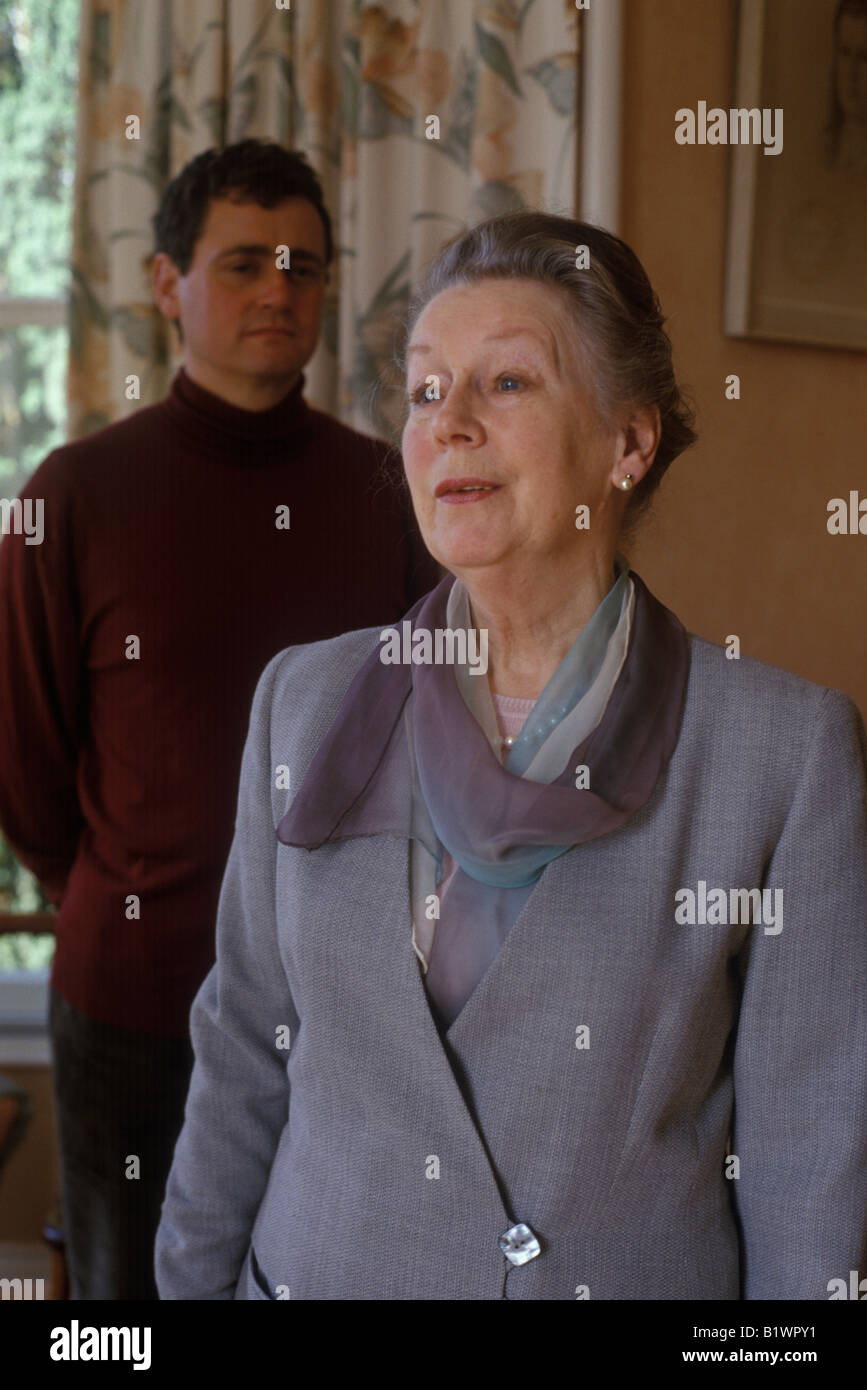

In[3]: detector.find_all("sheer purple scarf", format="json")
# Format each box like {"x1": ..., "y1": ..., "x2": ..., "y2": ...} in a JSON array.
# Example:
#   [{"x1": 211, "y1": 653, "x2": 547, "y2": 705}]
[{"x1": 276, "y1": 567, "x2": 689, "y2": 929}]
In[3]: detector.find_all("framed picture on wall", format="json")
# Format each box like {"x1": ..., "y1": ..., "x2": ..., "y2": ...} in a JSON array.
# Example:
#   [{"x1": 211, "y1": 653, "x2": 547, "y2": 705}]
[{"x1": 724, "y1": 0, "x2": 867, "y2": 351}]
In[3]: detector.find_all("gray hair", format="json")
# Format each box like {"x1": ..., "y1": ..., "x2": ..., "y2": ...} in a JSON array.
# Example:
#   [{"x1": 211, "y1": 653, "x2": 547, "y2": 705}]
[{"x1": 396, "y1": 210, "x2": 697, "y2": 540}]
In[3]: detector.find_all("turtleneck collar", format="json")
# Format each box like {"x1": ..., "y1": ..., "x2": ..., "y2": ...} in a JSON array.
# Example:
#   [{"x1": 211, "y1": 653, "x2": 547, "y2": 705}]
[{"x1": 164, "y1": 366, "x2": 315, "y2": 464}]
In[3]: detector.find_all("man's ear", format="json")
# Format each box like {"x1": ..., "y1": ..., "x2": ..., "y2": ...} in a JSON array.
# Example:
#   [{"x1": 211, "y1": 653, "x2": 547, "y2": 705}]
[{"x1": 152, "y1": 252, "x2": 183, "y2": 322}]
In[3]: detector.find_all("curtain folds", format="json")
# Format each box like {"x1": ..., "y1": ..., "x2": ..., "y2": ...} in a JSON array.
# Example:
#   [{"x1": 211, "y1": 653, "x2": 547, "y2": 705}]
[{"x1": 68, "y1": 0, "x2": 580, "y2": 440}]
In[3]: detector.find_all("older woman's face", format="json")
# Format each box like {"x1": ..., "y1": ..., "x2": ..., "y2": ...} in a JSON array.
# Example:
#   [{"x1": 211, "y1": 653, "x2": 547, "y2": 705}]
[{"x1": 401, "y1": 278, "x2": 620, "y2": 577}]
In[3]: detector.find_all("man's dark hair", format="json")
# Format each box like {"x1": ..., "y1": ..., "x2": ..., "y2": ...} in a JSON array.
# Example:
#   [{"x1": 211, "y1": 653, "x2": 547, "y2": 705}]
[{"x1": 152, "y1": 139, "x2": 334, "y2": 274}]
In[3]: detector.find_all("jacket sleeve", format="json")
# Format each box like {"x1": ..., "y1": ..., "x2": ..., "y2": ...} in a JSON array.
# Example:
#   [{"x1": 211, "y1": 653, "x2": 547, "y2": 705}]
[
  {"x1": 0, "y1": 456, "x2": 85, "y2": 904},
  {"x1": 731, "y1": 687, "x2": 867, "y2": 1299},
  {"x1": 155, "y1": 648, "x2": 299, "y2": 1299}
]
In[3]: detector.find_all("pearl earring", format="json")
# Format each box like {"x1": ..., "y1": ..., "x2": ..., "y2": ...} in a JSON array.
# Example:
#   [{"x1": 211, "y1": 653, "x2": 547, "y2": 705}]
[{"x1": 618, "y1": 474, "x2": 634, "y2": 491}]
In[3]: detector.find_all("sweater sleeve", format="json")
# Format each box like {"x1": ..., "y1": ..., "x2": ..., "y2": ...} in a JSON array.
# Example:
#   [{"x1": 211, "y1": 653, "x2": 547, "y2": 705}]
[
  {"x1": 730, "y1": 687, "x2": 867, "y2": 1299},
  {"x1": 0, "y1": 456, "x2": 85, "y2": 904},
  {"x1": 155, "y1": 648, "x2": 298, "y2": 1300}
]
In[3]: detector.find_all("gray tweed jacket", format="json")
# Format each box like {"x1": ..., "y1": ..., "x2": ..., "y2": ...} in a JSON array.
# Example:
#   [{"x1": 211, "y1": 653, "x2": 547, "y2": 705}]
[{"x1": 155, "y1": 624, "x2": 867, "y2": 1300}]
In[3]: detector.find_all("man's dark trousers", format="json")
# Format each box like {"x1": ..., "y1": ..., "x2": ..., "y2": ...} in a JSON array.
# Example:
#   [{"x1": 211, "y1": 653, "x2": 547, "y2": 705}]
[{"x1": 48, "y1": 988, "x2": 194, "y2": 1300}]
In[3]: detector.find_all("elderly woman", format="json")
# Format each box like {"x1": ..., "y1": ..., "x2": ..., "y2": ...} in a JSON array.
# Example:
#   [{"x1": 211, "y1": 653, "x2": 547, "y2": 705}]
[{"x1": 156, "y1": 212, "x2": 866, "y2": 1301}]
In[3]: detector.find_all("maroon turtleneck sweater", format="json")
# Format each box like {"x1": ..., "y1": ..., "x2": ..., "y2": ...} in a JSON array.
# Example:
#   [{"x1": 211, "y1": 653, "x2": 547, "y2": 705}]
[{"x1": 0, "y1": 369, "x2": 437, "y2": 1035}]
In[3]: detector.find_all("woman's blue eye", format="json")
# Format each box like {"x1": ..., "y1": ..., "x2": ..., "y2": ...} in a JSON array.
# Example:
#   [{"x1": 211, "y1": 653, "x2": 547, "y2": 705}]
[
  {"x1": 407, "y1": 375, "x2": 522, "y2": 406},
  {"x1": 408, "y1": 384, "x2": 435, "y2": 405}
]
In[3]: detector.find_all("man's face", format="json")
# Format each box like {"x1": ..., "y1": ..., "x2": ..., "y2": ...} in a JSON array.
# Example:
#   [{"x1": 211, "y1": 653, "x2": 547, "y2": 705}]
[{"x1": 153, "y1": 195, "x2": 328, "y2": 408}]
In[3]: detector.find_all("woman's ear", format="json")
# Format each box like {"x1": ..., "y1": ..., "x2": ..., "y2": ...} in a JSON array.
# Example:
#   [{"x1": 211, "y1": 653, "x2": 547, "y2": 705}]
[{"x1": 614, "y1": 402, "x2": 661, "y2": 487}]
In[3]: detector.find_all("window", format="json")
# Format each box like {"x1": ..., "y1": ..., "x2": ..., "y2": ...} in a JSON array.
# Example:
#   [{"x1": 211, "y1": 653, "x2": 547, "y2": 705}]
[{"x1": 0, "y1": 0, "x2": 78, "y2": 1052}]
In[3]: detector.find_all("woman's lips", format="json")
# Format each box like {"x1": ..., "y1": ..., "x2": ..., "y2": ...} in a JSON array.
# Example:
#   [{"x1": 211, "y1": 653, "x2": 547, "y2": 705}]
[
  {"x1": 435, "y1": 477, "x2": 503, "y2": 505},
  {"x1": 438, "y1": 487, "x2": 502, "y2": 505}
]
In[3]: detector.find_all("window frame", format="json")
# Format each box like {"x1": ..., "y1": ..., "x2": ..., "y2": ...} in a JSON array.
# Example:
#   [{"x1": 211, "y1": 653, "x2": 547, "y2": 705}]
[
  {"x1": 0, "y1": 292, "x2": 67, "y2": 1061},
  {"x1": 0, "y1": 913, "x2": 54, "y2": 1063},
  {"x1": 0, "y1": 296, "x2": 66, "y2": 330}
]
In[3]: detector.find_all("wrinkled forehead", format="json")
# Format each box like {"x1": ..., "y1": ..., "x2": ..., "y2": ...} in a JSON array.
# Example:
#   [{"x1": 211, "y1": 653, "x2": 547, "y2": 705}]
[{"x1": 406, "y1": 279, "x2": 581, "y2": 373}]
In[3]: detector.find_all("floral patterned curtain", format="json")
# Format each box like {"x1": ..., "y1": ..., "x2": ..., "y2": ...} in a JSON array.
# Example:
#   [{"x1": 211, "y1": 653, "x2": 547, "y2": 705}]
[{"x1": 69, "y1": 0, "x2": 580, "y2": 440}]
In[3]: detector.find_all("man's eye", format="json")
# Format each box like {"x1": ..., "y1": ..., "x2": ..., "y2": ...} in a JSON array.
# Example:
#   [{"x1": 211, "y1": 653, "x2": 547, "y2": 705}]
[
  {"x1": 229, "y1": 262, "x2": 254, "y2": 273},
  {"x1": 284, "y1": 265, "x2": 325, "y2": 286},
  {"x1": 497, "y1": 375, "x2": 522, "y2": 392}
]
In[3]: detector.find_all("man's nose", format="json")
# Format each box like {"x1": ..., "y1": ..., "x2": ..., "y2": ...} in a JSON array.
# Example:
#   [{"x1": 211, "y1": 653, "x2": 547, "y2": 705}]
[{"x1": 258, "y1": 267, "x2": 300, "y2": 306}]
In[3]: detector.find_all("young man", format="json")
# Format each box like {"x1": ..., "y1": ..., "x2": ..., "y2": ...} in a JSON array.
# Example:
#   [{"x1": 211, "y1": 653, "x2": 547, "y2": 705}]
[{"x1": 0, "y1": 140, "x2": 436, "y2": 1300}]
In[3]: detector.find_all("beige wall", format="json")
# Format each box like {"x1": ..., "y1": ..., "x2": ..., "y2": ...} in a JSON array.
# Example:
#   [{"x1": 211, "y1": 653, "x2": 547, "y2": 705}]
[{"x1": 621, "y1": 0, "x2": 866, "y2": 718}]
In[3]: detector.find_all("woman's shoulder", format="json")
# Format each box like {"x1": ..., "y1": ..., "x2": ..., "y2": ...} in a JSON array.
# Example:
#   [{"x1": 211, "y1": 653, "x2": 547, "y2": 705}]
[
  {"x1": 686, "y1": 630, "x2": 860, "y2": 704},
  {"x1": 268, "y1": 624, "x2": 382, "y2": 691},
  {"x1": 683, "y1": 631, "x2": 865, "y2": 765},
  {"x1": 251, "y1": 624, "x2": 384, "y2": 752},
  {"x1": 686, "y1": 632, "x2": 831, "y2": 706}
]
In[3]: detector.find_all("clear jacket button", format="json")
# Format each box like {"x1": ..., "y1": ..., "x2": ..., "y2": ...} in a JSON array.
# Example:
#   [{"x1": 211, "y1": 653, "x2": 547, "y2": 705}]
[{"x1": 499, "y1": 1222, "x2": 541, "y2": 1266}]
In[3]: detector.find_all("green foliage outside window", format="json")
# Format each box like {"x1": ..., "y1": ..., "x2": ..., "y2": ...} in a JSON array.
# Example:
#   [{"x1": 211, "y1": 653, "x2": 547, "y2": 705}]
[
  {"x1": 0, "y1": 0, "x2": 78, "y2": 968},
  {"x1": 0, "y1": 836, "x2": 52, "y2": 967},
  {"x1": 0, "y1": 0, "x2": 78, "y2": 488}
]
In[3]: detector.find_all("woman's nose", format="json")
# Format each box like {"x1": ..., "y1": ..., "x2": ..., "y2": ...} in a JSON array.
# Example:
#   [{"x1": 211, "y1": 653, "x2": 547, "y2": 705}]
[{"x1": 433, "y1": 386, "x2": 483, "y2": 444}]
